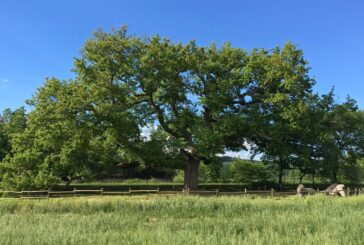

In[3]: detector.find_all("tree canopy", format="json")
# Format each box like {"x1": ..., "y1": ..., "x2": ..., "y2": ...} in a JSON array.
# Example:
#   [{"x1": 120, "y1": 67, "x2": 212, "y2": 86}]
[{"x1": 0, "y1": 26, "x2": 363, "y2": 190}]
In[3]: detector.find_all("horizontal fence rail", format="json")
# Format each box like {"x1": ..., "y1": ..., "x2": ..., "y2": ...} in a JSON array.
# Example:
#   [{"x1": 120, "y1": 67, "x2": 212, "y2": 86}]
[{"x1": 0, "y1": 187, "x2": 363, "y2": 199}]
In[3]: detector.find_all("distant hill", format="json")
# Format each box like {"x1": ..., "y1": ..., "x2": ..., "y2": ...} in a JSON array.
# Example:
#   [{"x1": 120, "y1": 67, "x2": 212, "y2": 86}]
[
  {"x1": 220, "y1": 156, "x2": 236, "y2": 163},
  {"x1": 220, "y1": 156, "x2": 262, "y2": 165}
]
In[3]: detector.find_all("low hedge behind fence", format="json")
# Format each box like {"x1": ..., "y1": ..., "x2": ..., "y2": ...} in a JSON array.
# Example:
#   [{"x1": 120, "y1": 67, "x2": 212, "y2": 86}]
[{"x1": 1, "y1": 187, "x2": 363, "y2": 199}]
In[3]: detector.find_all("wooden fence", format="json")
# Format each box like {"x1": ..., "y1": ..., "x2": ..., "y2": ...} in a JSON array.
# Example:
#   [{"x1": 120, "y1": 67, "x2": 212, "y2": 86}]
[{"x1": 0, "y1": 187, "x2": 363, "y2": 199}]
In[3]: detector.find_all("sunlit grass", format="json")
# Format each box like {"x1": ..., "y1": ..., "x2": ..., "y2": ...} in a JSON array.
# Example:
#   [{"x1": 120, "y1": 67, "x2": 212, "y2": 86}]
[{"x1": 0, "y1": 195, "x2": 363, "y2": 244}]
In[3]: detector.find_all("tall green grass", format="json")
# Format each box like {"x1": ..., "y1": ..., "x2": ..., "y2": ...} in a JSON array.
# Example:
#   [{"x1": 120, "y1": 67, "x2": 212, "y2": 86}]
[{"x1": 0, "y1": 195, "x2": 363, "y2": 244}]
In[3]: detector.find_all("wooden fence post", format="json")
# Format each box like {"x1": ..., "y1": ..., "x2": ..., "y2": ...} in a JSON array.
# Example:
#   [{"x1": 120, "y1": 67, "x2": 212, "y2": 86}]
[
  {"x1": 129, "y1": 188, "x2": 131, "y2": 196},
  {"x1": 216, "y1": 189, "x2": 219, "y2": 197},
  {"x1": 244, "y1": 188, "x2": 247, "y2": 197},
  {"x1": 47, "y1": 189, "x2": 50, "y2": 198},
  {"x1": 101, "y1": 188, "x2": 103, "y2": 197},
  {"x1": 347, "y1": 187, "x2": 350, "y2": 196},
  {"x1": 157, "y1": 187, "x2": 160, "y2": 196},
  {"x1": 73, "y1": 188, "x2": 76, "y2": 198},
  {"x1": 271, "y1": 188, "x2": 274, "y2": 198}
]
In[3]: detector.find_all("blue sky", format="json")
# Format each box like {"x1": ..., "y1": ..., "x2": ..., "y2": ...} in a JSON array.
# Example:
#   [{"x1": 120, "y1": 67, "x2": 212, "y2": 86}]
[{"x1": 1, "y1": 0, "x2": 364, "y2": 112}]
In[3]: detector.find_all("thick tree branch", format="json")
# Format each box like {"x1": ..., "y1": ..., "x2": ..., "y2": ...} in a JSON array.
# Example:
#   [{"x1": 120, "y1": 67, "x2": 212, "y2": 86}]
[{"x1": 148, "y1": 94, "x2": 182, "y2": 138}]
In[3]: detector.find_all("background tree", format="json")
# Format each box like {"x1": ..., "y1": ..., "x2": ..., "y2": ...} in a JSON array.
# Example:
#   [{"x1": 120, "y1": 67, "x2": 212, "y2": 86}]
[
  {"x1": 0, "y1": 107, "x2": 27, "y2": 184},
  {"x1": 246, "y1": 44, "x2": 315, "y2": 186},
  {"x1": 0, "y1": 114, "x2": 11, "y2": 162},
  {"x1": 320, "y1": 98, "x2": 364, "y2": 182},
  {"x1": 0, "y1": 107, "x2": 27, "y2": 159},
  {"x1": 229, "y1": 159, "x2": 272, "y2": 184},
  {"x1": 1, "y1": 79, "x2": 130, "y2": 189}
]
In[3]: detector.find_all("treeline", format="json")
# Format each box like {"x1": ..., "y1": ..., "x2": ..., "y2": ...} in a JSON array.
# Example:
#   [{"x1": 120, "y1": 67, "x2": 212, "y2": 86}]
[
  {"x1": 0, "y1": 26, "x2": 363, "y2": 190},
  {"x1": 194, "y1": 158, "x2": 364, "y2": 185}
]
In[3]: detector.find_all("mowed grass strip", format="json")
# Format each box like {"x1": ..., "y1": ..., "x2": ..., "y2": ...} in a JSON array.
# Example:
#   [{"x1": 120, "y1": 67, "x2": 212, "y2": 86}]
[{"x1": 0, "y1": 195, "x2": 363, "y2": 244}]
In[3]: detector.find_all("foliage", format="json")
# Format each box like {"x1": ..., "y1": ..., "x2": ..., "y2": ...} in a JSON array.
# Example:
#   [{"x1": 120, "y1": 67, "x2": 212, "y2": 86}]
[
  {"x1": 173, "y1": 170, "x2": 184, "y2": 183},
  {"x1": 229, "y1": 159, "x2": 272, "y2": 184},
  {"x1": 339, "y1": 158, "x2": 364, "y2": 184},
  {"x1": 0, "y1": 26, "x2": 363, "y2": 189},
  {"x1": 0, "y1": 107, "x2": 27, "y2": 161},
  {"x1": 71, "y1": 27, "x2": 324, "y2": 189}
]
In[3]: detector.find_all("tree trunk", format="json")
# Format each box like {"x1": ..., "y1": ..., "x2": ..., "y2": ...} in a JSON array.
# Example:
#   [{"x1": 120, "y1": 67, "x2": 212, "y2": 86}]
[
  {"x1": 332, "y1": 171, "x2": 337, "y2": 182},
  {"x1": 278, "y1": 166, "x2": 283, "y2": 187},
  {"x1": 184, "y1": 160, "x2": 200, "y2": 190},
  {"x1": 299, "y1": 173, "x2": 306, "y2": 184}
]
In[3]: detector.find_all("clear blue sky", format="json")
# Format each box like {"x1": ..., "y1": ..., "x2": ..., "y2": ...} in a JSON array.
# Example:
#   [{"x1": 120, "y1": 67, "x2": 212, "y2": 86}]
[{"x1": 1, "y1": 0, "x2": 363, "y2": 112}]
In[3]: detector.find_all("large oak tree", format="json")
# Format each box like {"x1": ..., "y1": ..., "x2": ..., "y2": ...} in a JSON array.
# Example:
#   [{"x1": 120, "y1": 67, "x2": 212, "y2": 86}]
[{"x1": 71, "y1": 27, "x2": 315, "y2": 189}]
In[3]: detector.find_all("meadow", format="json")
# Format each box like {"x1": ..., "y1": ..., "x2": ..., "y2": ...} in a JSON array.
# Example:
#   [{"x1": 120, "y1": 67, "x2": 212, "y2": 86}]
[{"x1": 0, "y1": 195, "x2": 363, "y2": 244}]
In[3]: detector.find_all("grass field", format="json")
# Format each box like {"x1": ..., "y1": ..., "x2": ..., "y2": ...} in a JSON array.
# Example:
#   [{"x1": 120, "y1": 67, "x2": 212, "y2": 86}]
[{"x1": 0, "y1": 195, "x2": 363, "y2": 244}]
